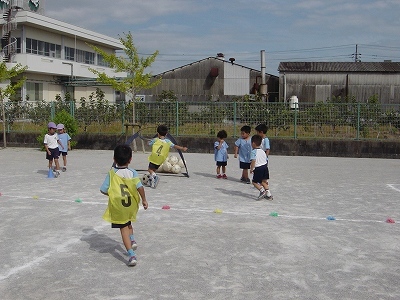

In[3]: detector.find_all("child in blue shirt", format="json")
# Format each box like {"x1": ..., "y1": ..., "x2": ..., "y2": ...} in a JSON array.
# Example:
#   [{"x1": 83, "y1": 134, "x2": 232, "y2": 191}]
[
  {"x1": 234, "y1": 125, "x2": 252, "y2": 183},
  {"x1": 57, "y1": 123, "x2": 71, "y2": 172},
  {"x1": 100, "y1": 145, "x2": 148, "y2": 266},
  {"x1": 214, "y1": 130, "x2": 229, "y2": 179},
  {"x1": 255, "y1": 123, "x2": 270, "y2": 157}
]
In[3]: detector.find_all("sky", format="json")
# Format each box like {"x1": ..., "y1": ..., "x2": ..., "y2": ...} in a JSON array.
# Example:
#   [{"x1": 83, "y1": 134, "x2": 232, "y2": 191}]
[{"x1": 44, "y1": 0, "x2": 400, "y2": 76}]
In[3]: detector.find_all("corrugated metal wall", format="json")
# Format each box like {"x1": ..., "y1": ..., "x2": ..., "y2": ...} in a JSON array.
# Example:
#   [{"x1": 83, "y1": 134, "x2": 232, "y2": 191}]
[
  {"x1": 139, "y1": 58, "x2": 279, "y2": 102},
  {"x1": 280, "y1": 73, "x2": 400, "y2": 103},
  {"x1": 143, "y1": 58, "x2": 227, "y2": 101}
]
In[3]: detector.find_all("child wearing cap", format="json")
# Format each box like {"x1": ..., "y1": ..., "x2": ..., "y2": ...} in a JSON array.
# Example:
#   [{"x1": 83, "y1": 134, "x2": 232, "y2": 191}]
[
  {"x1": 57, "y1": 123, "x2": 71, "y2": 172},
  {"x1": 44, "y1": 122, "x2": 63, "y2": 177}
]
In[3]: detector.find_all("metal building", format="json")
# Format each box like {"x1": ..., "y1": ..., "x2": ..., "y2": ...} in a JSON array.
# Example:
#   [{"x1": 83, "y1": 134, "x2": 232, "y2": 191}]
[
  {"x1": 140, "y1": 56, "x2": 279, "y2": 102},
  {"x1": 278, "y1": 62, "x2": 400, "y2": 104}
]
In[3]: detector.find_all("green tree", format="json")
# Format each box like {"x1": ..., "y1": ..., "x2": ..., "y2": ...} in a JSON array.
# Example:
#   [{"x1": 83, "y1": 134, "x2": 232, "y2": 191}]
[
  {"x1": 87, "y1": 32, "x2": 161, "y2": 125},
  {"x1": 0, "y1": 62, "x2": 27, "y2": 147}
]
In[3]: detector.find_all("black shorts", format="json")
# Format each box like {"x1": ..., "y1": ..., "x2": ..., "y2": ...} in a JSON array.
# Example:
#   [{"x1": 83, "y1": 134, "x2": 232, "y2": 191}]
[
  {"x1": 60, "y1": 151, "x2": 68, "y2": 157},
  {"x1": 239, "y1": 161, "x2": 251, "y2": 170},
  {"x1": 46, "y1": 148, "x2": 60, "y2": 160},
  {"x1": 252, "y1": 164, "x2": 269, "y2": 183},
  {"x1": 216, "y1": 161, "x2": 227, "y2": 167},
  {"x1": 148, "y1": 162, "x2": 160, "y2": 171},
  {"x1": 111, "y1": 221, "x2": 131, "y2": 228}
]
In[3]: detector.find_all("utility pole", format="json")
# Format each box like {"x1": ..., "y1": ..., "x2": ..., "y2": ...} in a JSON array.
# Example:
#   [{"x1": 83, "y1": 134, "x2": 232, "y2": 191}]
[{"x1": 353, "y1": 44, "x2": 361, "y2": 62}]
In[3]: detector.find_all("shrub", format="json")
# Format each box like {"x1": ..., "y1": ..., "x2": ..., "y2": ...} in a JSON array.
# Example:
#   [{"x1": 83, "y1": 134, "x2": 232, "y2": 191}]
[{"x1": 36, "y1": 110, "x2": 78, "y2": 148}]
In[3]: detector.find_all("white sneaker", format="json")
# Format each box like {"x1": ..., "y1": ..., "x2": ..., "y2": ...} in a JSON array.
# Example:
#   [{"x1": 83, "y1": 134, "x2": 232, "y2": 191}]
[
  {"x1": 257, "y1": 190, "x2": 267, "y2": 200},
  {"x1": 131, "y1": 240, "x2": 137, "y2": 250},
  {"x1": 128, "y1": 255, "x2": 137, "y2": 266},
  {"x1": 151, "y1": 175, "x2": 160, "y2": 189},
  {"x1": 265, "y1": 190, "x2": 273, "y2": 200}
]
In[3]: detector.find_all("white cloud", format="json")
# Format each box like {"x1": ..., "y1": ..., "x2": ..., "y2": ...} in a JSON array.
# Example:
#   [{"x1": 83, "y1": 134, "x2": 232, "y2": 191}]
[
  {"x1": 46, "y1": 0, "x2": 206, "y2": 27},
  {"x1": 41, "y1": 0, "x2": 400, "y2": 75}
]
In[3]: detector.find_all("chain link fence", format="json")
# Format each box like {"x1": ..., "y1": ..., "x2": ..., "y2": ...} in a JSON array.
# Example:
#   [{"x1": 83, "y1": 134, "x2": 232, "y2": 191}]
[{"x1": 1, "y1": 99, "x2": 400, "y2": 140}]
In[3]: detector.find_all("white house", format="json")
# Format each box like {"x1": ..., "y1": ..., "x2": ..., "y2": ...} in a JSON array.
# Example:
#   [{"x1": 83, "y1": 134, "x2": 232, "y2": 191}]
[{"x1": 0, "y1": 0, "x2": 126, "y2": 103}]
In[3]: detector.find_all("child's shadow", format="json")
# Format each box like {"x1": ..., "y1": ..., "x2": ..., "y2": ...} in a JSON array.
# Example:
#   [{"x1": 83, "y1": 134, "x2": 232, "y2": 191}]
[
  {"x1": 80, "y1": 227, "x2": 127, "y2": 264},
  {"x1": 215, "y1": 187, "x2": 252, "y2": 199}
]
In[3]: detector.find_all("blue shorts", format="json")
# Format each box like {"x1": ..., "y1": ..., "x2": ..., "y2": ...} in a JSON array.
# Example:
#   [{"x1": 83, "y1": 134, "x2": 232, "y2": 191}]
[
  {"x1": 46, "y1": 148, "x2": 60, "y2": 160},
  {"x1": 252, "y1": 164, "x2": 269, "y2": 183}
]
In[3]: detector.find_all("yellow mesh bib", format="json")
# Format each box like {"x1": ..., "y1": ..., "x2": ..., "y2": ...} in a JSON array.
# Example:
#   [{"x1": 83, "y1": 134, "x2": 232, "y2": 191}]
[
  {"x1": 103, "y1": 170, "x2": 141, "y2": 224},
  {"x1": 148, "y1": 138, "x2": 171, "y2": 165}
]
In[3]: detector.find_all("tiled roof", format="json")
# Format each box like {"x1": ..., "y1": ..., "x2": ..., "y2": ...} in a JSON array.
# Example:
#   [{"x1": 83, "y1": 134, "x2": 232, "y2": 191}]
[{"x1": 278, "y1": 62, "x2": 400, "y2": 73}]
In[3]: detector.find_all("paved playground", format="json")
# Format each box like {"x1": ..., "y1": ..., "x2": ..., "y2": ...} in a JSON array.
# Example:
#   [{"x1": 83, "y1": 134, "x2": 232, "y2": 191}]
[{"x1": 0, "y1": 147, "x2": 399, "y2": 300}]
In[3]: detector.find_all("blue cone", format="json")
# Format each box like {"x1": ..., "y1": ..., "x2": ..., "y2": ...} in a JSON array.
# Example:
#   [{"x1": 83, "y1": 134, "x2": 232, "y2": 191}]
[{"x1": 47, "y1": 168, "x2": 55, "y2": 178}]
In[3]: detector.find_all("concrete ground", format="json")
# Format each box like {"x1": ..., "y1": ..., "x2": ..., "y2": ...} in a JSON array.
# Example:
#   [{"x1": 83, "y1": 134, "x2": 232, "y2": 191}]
[{"x1": 0, "y1": 147, "x2": 399, "y2": 300}]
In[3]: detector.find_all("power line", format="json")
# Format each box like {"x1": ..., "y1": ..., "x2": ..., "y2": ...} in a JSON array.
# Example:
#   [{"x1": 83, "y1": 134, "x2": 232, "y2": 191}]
[
  {"x1": 134, "y1": 44, "x2": 399, "y2": 64},
  {"x1": 358, "y1": 44, "x2": 400, "y2": 51}
]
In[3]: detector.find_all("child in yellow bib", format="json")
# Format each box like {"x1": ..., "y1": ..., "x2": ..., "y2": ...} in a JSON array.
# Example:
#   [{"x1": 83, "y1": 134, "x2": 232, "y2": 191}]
[
  {"x1": 100, "y1": 145, "x2": 148, "y2": 266},
  {"x1": 147, "y1": 125, "x2": 188, "y2": 188}
]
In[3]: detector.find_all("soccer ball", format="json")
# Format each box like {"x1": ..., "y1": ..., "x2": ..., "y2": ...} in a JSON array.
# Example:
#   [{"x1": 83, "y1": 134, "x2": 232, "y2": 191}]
[
  {"x1": 163, "y1": 161, "x2": 172, "y2": 172},
  {"x1": 169, "y1": 155, "x2": 179, "y2": 166},
  {"x1": 171, "y1": 164, "x2": 182, "y2": 174},
  {"x1": 141, "y1": 173, "x2": 152, "y2": 186},
  {"x1": 178, "y1": 158, "x2": 185, "y2": 168}
]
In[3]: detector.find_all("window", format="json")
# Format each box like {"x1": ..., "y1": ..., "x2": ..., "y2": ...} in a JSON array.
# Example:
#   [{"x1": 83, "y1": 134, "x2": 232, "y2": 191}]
[
  {"x1": 24, "y1": 37, "x2": 99, "y2": 64},
  {"x1": 76, "y1": 49, "x2": 95, "y2": 64},
  {"x1": 26, "y1": 82, "x2": 43, "y2": 101},
  {"x1": 65, "y1": 46, "x2": 75, "y2": 61},
  {"x1": 25, "y1": 38, "x2": 61, "y2": 58},
  {"x1": 38, "y1": 41, "x2": 44, "y2": 55},
  {"x1": 44, "y1": 42, "x2": 50, "y2": 56},
  {"x1": 76, "y1": 49, "x2": 84, "y2": 63},
  {"x1": 85, "y1": 51, "x2": 94, "y2": 64},
  {"x1": 16, "y1": 38, "x2": 21, "y2": 53},
  {"x1": 55, "y1": 45, "x2": 61, "y2": 58},
  {"x1": 26, "y1": 38, "x2": 31, "y2": 52},
  {"x1": 97, "y1": 54, "x2": 110, "y2": 67},
  {"x1": 32, "y1": 39, "x2": 38, "y2": 54}
]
